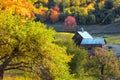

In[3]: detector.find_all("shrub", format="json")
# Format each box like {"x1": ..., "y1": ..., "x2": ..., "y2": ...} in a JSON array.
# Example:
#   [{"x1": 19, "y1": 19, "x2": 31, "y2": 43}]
[{"x1": 64, "y1": 16, "x2": 77, "y2": 30}]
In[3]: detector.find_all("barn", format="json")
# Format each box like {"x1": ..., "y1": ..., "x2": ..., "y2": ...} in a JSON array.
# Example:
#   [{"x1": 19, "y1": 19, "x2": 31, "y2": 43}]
[{"x1": 72, "y1": 31, "x2": 106, "y2": 50}]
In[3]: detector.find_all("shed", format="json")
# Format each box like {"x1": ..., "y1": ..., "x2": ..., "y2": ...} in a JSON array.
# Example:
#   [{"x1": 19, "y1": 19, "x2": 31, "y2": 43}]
[
  {"x1": 72, "y1": 31, "x2": 106, "y2": 50},
  {"x1": 72, "y1": 31, "x2": 93, "y2": 45}
]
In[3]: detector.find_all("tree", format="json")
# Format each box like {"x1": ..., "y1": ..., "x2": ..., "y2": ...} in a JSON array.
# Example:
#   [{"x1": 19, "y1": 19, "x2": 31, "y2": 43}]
[
  {"x1": 48, "y1": 0, "x2": 56, "y2": 8},
  {"x1": 113, "y1": 0, "x2": 120, "y2": 8},
  {"x1": 52, "y1": 5, "x2": 60, "y2": 12},
  {"x1": 50, "y1": 10, "x2": 60, "y2": 23},
  {"x1": 0, "y1": 0, "x2": 36, "y2": 18},
  {"x1": 87, "y1": 14, "x2": 96, "y2": 24},
  {"x1": 70, "y1": 0, "x2": 81, "y2": 6},
  {"x1": 104, "y1": 0, "x2": 113, "y2": 9},
  {"x1": 59, "y1": 0, "x2": 70, "y2": 11},
  {"x1": 0, "y1": 12, "x2": 74, "y2": 80},
  {"x1": 64, "y1": 16, "x2": 77, "y2": 30},
  {"x1": 54, "y1": 33, "x2": 88, "y2": 80},
  {"x1": 84, "y1": 47, "x2": 120, "y2": 80}
]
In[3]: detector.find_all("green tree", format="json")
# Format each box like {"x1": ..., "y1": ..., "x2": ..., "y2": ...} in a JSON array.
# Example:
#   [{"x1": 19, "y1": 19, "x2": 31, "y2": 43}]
[
  {"x1": 84, "y1": 47, "x2": 120, "y2": 80},
  {"x1": 63, "y1": 7, "x2": 88, "y2": 24},
  {"x1": 104, "y1": 0, "x2": 113, "y2": 9},
  {"x1": 70, "y1": 0, "x2": 81, "y2": 6},
  {"x1": 54, "y1": 34, "x2": 88, "y2": 79},
  {"x1": 113, "y1": 0, "x2": 120, "y2": 8},
  {"x1": 87, "y1": 14, "x2": 96, "y2": 24},
  {"x1": 0, "y1": 13, "x2": 74, "y2": 80}
]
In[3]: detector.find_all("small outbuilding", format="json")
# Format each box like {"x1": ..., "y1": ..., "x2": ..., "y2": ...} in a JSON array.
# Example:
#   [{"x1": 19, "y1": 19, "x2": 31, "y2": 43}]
[
  {"x1": 72, "y1": 31, "x2": 106, "y2": 50},
  {"x1": 72, "y1": 31, "x2": 93, "y2": 45}
]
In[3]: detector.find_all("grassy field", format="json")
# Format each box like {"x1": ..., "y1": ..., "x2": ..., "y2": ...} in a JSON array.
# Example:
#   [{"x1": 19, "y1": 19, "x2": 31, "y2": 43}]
[
  {"x1": 93, "y1": 34, "x2": 120, "y2": 44},
  {"x1": 55, "y1": 32, "x2": 74, "y2": 40},
  {"x1": 55, "y1": 32, "x2": 120, "y2": 45},
  {"x1": 105, "y1": 35, "x2": 120, "y2": 44}
]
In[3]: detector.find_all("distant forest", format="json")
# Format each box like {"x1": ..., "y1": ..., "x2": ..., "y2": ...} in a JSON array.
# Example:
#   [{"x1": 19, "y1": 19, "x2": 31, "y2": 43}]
[{"x1": 34, "y1": 0, "x2": 120, "y2": 25}]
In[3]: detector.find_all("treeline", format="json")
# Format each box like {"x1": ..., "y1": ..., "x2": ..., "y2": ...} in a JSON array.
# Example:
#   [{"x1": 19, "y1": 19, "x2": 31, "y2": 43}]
[{"x1": 34, "y1": 0, "x2": 120, "y2": 25}]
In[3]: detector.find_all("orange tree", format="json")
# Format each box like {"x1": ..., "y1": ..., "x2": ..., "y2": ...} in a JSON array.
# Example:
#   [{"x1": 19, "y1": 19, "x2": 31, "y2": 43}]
[
  {"x1": 50, "y1": 10, "x2": 60, "y2": 23},
  {"x1": 0, "y1": 0, "x2": 49, "y2": 19},
  {"x1": 0, "y1": 0, "x2": 36, "y2": 18}
]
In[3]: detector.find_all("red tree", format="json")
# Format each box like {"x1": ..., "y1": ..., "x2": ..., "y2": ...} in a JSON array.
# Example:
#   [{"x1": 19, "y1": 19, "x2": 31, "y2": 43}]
[
  {"x1": 52, "y1": 6, "x2": 60, "y2": 12},
  {"x1": 64, "y1": 16, "x2": 77, "y2": 30}
]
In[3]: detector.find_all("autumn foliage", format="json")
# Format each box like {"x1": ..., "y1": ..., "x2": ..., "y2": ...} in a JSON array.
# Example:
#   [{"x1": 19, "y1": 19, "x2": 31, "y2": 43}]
[
  {"x1": 52, "y1": 6, "x2": 60, "y2": 12},
  {"x1": 64, "y1": 16, "x2": 77, "y2": 30},
  {"x1": 50, "y1": 10, "x2": 60, "y2": 23},
  {"x1": 0, "y1": 0, "x2": 36, "y2": 18}
]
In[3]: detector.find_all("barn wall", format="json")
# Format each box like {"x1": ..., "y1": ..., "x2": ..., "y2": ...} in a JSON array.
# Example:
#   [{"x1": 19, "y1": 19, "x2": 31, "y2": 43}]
[
  {"x1": 80, "y1": 44, "x2": 103, "y2": 50},
  {"x1": 72, "y1": 33, "x2": 83, "y2": 45}
]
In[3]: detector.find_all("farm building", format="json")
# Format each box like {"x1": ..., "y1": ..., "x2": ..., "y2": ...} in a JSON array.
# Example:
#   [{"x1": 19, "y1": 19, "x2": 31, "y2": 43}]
[{"x1": 72, "y1": 31, "x2": 106, "y2": 50}]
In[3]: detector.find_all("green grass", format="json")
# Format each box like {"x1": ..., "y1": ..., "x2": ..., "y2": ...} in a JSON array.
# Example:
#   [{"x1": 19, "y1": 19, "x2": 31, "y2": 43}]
[
  {"x1": 93, "y1": 34, "x2": 120, "y2": 44},
  {"x1": 4, "y1": 71, "x2": 32, "y2": 80},
  {"x1": 55, "y1": 32, "x2": 74, "y2": 40},
  {"x1": 104, "y1": 35, "x2": 120, "y2": 44},
  {"x1": 55, "y1": 32, "x2": 120, "y2": 45}
]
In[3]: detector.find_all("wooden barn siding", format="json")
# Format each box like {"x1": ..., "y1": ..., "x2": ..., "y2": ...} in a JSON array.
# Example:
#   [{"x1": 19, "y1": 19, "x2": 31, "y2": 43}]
[
  {"x1": 72, "y1": 33, "x2": 83, "y2": 45},
  {"x1": 80, "y1": 44, "x2": 103, "y2": 49}
]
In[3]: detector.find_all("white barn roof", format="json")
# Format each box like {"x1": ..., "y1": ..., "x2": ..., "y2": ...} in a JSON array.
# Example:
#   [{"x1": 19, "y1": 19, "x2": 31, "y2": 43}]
[{"x1": 77, "y1": 31, "x2": 93, "y2": 39}]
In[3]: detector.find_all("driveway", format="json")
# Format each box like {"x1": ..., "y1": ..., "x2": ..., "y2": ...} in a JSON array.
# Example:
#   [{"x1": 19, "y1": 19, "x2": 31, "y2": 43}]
[{"x1": 106, "y1": 44, "x2": 120, "y2": 57}]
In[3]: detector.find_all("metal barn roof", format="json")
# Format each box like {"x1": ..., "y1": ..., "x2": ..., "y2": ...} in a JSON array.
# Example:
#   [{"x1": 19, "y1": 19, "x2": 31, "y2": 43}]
[
  {"x1": 81, "y1": 38, "x2": 106, "y2": 44},
  {"x1": 77, "y1": 31, "x2": 93, "y2": 39}
]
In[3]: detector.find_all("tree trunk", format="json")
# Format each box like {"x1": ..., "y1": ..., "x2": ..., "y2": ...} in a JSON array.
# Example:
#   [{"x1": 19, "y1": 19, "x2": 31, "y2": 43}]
[
  {"x1": 101, "y1": 64, "x2": 104, "y2": 80},
  {"x1": 0, "y1": 70, "x2": 4, "y2": 80}
]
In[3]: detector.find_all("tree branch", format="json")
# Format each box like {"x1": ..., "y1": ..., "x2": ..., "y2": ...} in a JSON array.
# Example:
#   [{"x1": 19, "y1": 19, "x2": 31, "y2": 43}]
[
  {"x1": 0, "y1": 54, "x2": 9, "y2": 61},
  {"x1": 4, "y1": 65, "x2": 32, "y2": 71},
  {"x1": 8, "y1": 62, "x2": 29, "y2": 67},
  {"x1": 0, "y1": 47, "x2": 20, "y2": 70}
]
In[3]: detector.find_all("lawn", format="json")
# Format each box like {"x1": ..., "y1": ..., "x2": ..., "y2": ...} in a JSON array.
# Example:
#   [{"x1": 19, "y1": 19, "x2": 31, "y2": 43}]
[
  {"x1": 104, "y1": 35, "x2": 120, "y2": 44},
  {"x1": 55, "y1": 32, "x2": 120, "y2": 45},
  {"x1": 93, "y1": 34, "x2": 120, "y2": 45},
  {"x1": 55, "y1": 32, "x2": 74, "y2": 40}
]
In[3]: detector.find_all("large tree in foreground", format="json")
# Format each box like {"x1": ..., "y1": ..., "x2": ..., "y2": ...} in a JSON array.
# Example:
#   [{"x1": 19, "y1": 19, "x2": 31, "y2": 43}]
[{"x1": 0, "y1": 12, "x2": 74, "y2": 80}]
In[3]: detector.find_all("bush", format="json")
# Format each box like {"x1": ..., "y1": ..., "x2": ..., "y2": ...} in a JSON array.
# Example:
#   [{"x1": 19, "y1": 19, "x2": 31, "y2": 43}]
[{"x1": 64, "y1": 16, "x2": 77, "y2": 30}]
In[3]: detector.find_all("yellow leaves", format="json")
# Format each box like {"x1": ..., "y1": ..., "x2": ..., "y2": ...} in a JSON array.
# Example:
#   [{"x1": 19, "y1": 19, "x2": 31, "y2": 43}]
[
  {"x1": 87, "y1": 3, "x2": 95, "y2": 10},
  {"x1": 0, "y1": 0, "x2": 35, "y2": 18},
  {"x1": 39, "y1": 43, "x2": 73, "y2": 80},
  {"x1": 43, "y1": 0, "x2": 48, "y2": 3},
  {"x1": 20, "y1": 19, "x2": 26, "y2": 25},
  {"x1": 34, "y1": 7, "x2": 48, "y2": 14},
  {"x1": 72, "y1": 0, "x2": 80, "y2": 6}
]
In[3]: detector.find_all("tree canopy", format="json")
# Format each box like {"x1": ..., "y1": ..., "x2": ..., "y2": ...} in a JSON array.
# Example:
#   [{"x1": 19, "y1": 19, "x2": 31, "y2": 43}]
[{"x1": 0, "y1": 12, "x2": 74, "y2": 80}]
